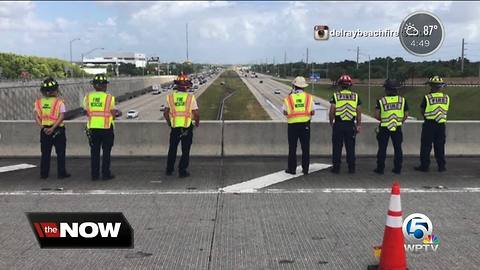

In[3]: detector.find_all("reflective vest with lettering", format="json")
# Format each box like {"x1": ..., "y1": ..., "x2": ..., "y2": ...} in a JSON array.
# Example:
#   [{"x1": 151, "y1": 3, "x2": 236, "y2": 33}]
[
  {"x1": 284, "y1": 92, "x2": 312, "y2": 124},
  {"x1": 334, "y1": 90, "x2": 358, "y2": 121},
  {"x1": 379, "y1": 96, "x2": 405, "y2": 131},
  {"x1": 35, "y1": 97, "x2": 64, "y2": 127},
  {"x1": 424, "y1": 92, "x2": 449, "y2": 123},
  {"x1": 167, "y1": 92, "x2": 194, "y2": 128},
  {"x1": 84, "y1": 92, "x2": 114, "y2": 129}
]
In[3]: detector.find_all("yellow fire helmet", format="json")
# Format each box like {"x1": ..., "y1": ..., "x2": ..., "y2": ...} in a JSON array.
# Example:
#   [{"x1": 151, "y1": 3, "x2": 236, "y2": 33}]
[{"x1": 427, "y1": 76, "x2": 446, "y2": 87}]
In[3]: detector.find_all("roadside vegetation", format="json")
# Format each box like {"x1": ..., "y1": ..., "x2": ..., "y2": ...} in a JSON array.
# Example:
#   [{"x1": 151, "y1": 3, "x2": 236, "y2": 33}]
[
  {"x1": 275, "y1": 79, "x2": 480, "y2": 120},
  {"x1": 198, "y1": 70, "x2": 270, "y2": 120},
  {"x1": 253, "y1": 57, "x2": 480, "y2": 83},
  {"x1": 0, "y1": 53, "x2": 86, "y2": 79}
]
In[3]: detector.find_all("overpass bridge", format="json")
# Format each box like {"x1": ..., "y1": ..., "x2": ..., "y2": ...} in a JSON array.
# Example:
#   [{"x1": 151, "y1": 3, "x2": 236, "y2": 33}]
[{"x1": 1, "y1": 121, "x2": 479, "y2": 269}]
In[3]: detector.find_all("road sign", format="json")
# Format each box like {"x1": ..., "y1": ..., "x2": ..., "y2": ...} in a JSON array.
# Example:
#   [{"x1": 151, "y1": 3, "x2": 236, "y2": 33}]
[{"x1": 310, "y1": 73, "x2": 320, "y2": 82}]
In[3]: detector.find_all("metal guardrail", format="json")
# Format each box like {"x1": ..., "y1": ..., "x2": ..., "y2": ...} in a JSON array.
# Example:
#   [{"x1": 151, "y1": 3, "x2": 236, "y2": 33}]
[{"x1": 219, "y1": 89, "x2": 237, "y2": 157}]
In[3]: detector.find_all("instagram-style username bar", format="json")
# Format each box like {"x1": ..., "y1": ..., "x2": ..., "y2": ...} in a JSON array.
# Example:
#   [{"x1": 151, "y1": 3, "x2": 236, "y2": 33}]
[{"x1": 314, "y1": 25, "x2": 399, "y2": 40}]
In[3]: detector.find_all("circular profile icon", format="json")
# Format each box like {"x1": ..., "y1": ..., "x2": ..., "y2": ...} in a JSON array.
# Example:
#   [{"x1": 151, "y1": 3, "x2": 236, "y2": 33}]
[
  {"x1": 399, "y1": 11, "x2": 445, "y2": 56},
  {"x1": 402, "y1": 213, "x2": 433, "y2": 242}
]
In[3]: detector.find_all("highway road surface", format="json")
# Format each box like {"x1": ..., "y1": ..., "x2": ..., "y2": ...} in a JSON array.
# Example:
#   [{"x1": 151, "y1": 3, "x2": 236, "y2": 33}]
[
  {"x1": 77, "y1": 72, "x2": 221, "y2": 121},
  {"x1": 0, "y1": 156, "x2": 479, "y2": 269},
  {"x1": 240, "y1": 72, "x2": 377, "y2": 122}
]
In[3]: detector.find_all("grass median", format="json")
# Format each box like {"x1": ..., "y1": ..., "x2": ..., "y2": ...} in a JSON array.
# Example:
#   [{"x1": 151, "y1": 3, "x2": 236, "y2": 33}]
[
  {"x1": 198, "y1": 70, "x2": 270, "y2": 120},
  {"x1": 274, "y1": 79, "x2": 480, "y2": 120}
]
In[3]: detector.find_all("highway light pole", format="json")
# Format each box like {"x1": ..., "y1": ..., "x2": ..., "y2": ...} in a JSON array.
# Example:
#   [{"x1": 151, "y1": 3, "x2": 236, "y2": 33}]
[
  {"x1": 349, "y1": 48, "x2": 371, "y2": 112},
  {"x1": 367, "y1": 54, "x2": 371, "y2": 112},
  {"x1": 69, "y1": 38, "x2": 81, "y2": 64}
]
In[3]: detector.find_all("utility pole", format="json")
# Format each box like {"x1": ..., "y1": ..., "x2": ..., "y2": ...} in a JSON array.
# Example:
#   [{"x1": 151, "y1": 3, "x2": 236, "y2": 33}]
[
  {"x1": 386, "y1": 58, "x2": 389, "y2": 79},
  {"x1": 356, "y1": 46, "x2": 359, "y2": 70},
  {"x1": 306, "y1": 48, "x2": 309, "y2": 73},
  {"x1": 186, "y1": 23, "x2": 189, "y2": 62},
  {"x1": 461, "y1": 38, "x2": 465, "y2": 73},
  {"x1": 284, "y1": 50, "x2": 287, "y2": 77}
]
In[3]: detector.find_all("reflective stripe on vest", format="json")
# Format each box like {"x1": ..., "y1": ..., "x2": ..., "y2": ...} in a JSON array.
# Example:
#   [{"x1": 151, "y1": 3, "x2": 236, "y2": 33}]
[
  {"x1": 168, "y1": 92, "x2": 193, "y2": 128},
  {"x1": 284, "y1": 92, "x2": 312, "y2": 124},
  {"x1": 334, "y1": 90, "x2": 358, "y2": 121},
  {"x1": 35, "y1": 98, "x2": 64, "y2": 126},
  {"x1": 379, "y1": 96, "x2": 405, "y2": 131},
  {"x1": 424, "y1": 93, "x2": 449, "y2": 123},
  {"x1": 85, "y1": 92, "x2": 113, "y2": 129}
]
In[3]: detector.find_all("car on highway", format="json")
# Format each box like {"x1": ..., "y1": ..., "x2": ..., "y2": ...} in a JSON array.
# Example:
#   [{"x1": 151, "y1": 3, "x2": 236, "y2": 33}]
[
  {"x1": 151, "y1": 90, "x2": 161, "y2": 95},
  {"x1": 274, "y1": 90, "x2": 281, "y2": 94},
  {"x1": 126, "y1": 110, "x2": 139, "y2": 119},
  {"x1": 160, "y1": 105, "x2": 166, "y2": 112},
  {"x1": 193, "y1": 84, "x2": 199, "y2": 89},
  {"x1": 259, "y1": 80, "x2": 263, "y2": 83},
  {"x1": 314, "y1": 101, "x2": 321, "y2": 106}
]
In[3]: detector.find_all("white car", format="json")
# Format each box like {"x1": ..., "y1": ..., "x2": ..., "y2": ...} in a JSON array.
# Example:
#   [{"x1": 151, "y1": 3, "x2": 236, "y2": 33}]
[
  {"x1": 151, "y1": 90, "x2": 161, "y2": 95},
  {"x1": 126, "y1": 110, "x2": 139, "y2": 119},
  {"x1": 160, "y1": 105, "x2": 166, "y2": 112},
  {"x1": 274, "y1": 90, "x2": 281, "y2": 94}
]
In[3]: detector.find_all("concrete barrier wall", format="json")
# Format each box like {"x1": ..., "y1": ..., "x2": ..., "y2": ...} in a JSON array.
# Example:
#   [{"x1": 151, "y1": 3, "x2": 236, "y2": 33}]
[
  {"x1": 0, "y1": 76, "x2": 176, "y2": 120},
  {"x1": 0, "y1": 121, "x2": 479, "y2": 157},
  {"x1": 223, "y1": 121, "x2": 480, "y2": 156},
  {"x1": 0, "y1": 121, "x2": 221, "y2": 157}
]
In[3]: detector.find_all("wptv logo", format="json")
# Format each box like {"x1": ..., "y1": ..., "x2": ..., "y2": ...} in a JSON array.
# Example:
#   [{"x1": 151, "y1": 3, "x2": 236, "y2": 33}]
[
  {"x1": 402, "y1": 213, "x2": 439, "y2": 252},
  {"x1": 26, "y1": 212, "x2": 133, "y2": 248}
]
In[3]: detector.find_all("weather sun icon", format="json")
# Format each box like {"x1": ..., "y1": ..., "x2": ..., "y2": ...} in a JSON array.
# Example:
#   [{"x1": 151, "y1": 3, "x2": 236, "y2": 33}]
[{"x1": 404, "y1": 22, "x2": 419, "y2": 36}]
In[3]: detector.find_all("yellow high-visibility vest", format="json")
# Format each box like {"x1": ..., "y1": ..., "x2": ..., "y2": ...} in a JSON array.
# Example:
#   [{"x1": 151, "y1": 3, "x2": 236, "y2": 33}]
[
  {"x1": 35, "y1": 97, "x2": 64, "y2": 127},
  {"x1": 167, "y1": 91, "x2": 194, "y2": 128},
  {"x1": 284, "y1": 92, "x2": 312, "y2": 124},
  {"x1": 379, "y1": 96, "x2": 405, "y2": 131},
  {"x1": 84, "y1": 92, "x2": 114, "y2": 129},
  {"x1": 334, "y1": 90, "x2": 358, "y2": 121},
  {"x1": 424, "y1": 92, "x2": 449, "y2": 123}
]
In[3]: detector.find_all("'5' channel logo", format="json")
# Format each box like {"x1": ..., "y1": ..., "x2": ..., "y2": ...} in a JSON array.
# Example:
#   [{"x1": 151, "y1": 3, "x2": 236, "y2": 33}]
[{"x1": 402, "y1": 213, "x2": 433, "y2": 242}]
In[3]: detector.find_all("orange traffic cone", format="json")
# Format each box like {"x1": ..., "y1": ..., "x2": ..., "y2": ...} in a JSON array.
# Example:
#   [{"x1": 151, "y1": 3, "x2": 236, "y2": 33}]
[{"x1": 369, "y1": 181, "x2": 407, "y2": 270}]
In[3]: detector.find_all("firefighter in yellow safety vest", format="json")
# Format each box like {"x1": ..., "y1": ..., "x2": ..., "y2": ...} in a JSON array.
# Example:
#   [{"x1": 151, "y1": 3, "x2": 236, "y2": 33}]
[
  {"x1": 164, "y1": 73, "x2": 200, "y2": 178},
  {"x1": 415, "y1": 76, "x2": 450, "y2": 172},
  {"x1": 34, "y1": 77, "x2": 70, "y2": 179},
  {"x1": 373, "y1": 79, "x2": 409, "y2": 175},
  {"x1": 283, "y1": 76, "x2": 314, "y2": 175},
  {"x1": 329, "y1": 75, "x2": 362, "y2": 174},
  {"x1": 83, "y1": 74, "x2": 122, "y2": 181}
]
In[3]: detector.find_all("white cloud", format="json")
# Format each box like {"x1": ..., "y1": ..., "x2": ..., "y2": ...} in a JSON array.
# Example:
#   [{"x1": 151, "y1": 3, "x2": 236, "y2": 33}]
[{"x1": 2, "y1": 1, "x2": 480, "y2": 63}]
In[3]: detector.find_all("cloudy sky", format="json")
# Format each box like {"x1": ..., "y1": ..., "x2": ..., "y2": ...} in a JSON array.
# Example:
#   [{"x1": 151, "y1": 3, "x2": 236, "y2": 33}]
[{"x1": 1, "y1": 1, "x2": 480, "y2": 64}]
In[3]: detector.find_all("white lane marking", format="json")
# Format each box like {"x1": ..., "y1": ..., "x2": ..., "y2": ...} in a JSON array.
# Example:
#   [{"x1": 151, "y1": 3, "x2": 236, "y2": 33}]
[
  {"x1": 265, "y1": 98, "x2": 284, "y2": 116},
  {"x1": 0, "y1": 187, "x2": 479, "y2": 196},
  {"x1": 220, "y1": 163, "x2": 332, "y2": 193},
  {"x1": 0, "y1": 190, "x2": 219, "y2": 196},
  {"x1": 0, "y1": 164, "x2": 36, "y2": 173},
  {"x1": 265, "y1": 187, "x2": 480, "y2": 193}
]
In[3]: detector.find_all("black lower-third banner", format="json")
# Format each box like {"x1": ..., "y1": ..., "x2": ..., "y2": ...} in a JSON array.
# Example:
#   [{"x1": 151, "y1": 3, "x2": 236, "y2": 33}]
[{"x1": 26, "y1": 212, "x2": 134, "y2": 248}]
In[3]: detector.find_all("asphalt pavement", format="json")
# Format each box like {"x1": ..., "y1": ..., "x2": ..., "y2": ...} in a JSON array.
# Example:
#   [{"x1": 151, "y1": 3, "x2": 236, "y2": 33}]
[
  {"x1": 241, "y1": 73, "x2": 377, "y2": 122},
  {"x1": 0, "y1": 156, "x2": 479, "y2": 269}
]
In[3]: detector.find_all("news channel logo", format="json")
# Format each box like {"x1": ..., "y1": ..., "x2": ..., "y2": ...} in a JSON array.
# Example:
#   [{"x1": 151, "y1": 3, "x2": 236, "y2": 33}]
[
  {"x1": 402, "y1": 213, "x2": 439, "y2": 252},
  {"x1": 314, "y1": 25, "x2": 329, "y2": 40}
]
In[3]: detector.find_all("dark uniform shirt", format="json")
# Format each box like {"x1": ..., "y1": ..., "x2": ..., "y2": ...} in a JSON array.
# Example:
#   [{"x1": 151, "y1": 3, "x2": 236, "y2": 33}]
[
  {"x1": 329, "y1": 92, "x2": 362, "y2": 122},
  {"x1": 420, "y1": 98, "x2": 426, "y2": 115}
]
